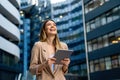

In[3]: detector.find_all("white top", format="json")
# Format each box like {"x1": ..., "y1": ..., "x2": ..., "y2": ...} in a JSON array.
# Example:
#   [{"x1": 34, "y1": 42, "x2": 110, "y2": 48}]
[{"x1": 49, "y1": 54, "x2": 55, "y2": 72}]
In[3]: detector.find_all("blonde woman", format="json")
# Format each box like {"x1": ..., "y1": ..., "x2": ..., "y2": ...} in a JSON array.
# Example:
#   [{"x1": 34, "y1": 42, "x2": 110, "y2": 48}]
[{"x1": 29, "y1": 19, "x2": 70, "y2": 80}]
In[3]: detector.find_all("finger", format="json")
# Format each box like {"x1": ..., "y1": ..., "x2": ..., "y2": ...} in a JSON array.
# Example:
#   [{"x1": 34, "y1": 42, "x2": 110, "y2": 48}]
[
  {"x1": 51, "y1": 57, "x2": 56, "y2": 60},
  {"x1": 64, "y1": 58, "x2": 69, "y2": 60},
  {"x1": 63, "y1": 59, "x2": 69, "y2": 61}
]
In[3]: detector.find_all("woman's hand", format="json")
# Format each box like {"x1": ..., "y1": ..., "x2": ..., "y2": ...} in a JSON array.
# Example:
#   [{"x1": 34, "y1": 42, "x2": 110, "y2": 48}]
[
  {"x1": 61, "y1": 58, "x2": 70, "y2": 72},
  {"x1": 47, "y1": 58, "x2": 56, "y2": 66},
  {"x1": 61, "y1": 58, "x2": 70, "y2": 67}
]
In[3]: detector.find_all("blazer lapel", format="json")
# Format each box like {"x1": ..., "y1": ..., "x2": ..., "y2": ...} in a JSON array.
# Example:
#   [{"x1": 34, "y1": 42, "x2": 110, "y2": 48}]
[{"x1": 42, "y1": 42, "x2": 55, "y2": 76}]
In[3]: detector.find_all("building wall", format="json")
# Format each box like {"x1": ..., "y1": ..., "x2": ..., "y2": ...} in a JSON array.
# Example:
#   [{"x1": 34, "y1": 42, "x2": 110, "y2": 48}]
[
  {"x1": 20, "y1": 0, "x2": 51, "y2": 80},
  {"x1": 0, "y1": 0, "x2": 21, "y2": 80},
  {"x1": 52, "y1": 0, "x2": 87, "y2": 79},
  {"x1": 30, "y1": 0, "x2": 52, "y2": 46},
  {"x1": 20, "y1": 0, "x2": 36, "y2": 80},
  {"x1": 19, "y1": 17, "x2": 31, "y2": 79},
  {"x1": 84, "y1": 0, "x2": 120, "y2": 80}
]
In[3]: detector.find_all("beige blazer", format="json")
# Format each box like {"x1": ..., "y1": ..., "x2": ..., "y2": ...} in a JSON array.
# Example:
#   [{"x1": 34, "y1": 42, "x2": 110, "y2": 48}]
[{"x1": 29, "y1": 41, "x2": 68, "y2": 80}]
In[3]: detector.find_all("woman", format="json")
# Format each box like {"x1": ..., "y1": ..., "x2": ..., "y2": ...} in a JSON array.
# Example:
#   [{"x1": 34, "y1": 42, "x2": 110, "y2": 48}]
[{"x1": 29, "y1": 19, "x2": 70, "y2": 80}]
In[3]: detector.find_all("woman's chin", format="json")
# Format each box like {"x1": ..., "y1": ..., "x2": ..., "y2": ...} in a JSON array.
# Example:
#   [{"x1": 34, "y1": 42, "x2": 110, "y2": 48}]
[{"x1": 48, "y1": 33, "x2": 57, "y2": 35}]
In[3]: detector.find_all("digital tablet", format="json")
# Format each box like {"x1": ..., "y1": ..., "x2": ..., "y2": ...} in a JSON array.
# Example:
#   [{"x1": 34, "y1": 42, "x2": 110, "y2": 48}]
[{"x1": 54, "y1": 49, "x2": 73, "y2": 64}]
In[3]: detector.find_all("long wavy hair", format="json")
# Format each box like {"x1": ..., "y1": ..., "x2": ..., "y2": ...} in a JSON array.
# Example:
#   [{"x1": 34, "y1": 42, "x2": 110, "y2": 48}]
[{"x1": 39, "y1": 19, "x2": 62, "y2": 50}]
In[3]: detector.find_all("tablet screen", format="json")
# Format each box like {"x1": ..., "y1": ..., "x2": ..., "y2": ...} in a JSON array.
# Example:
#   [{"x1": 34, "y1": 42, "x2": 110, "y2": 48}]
[{"x1": 54, "y1": 50, "x2": 73, "y2": 64}]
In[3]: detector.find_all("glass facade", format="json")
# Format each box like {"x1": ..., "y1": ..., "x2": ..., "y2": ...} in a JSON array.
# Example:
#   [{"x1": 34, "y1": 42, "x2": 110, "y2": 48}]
[
  {"x1": 84, "y1": 0, "x2": 120, "y2": 80},
  {"x1": 86, "y1": 5, "x2": 120, "y2": 32},
  {"x1": 1, "y1": 0, "x2": 120, "y2": 80},
  {"x1": 88, "y1": 29, "x2": 120, "y2": 52},
  {"x1": 20, "y1": 0, "x2": 37, "y2": 79},
  {"x1": 90, "y1": 54, "x2": 120, "y2": 73},
  {"x1": 0, "y1": 0, "x2": 89, "y2": 80},
  {"x1": 19, "y1": 17, "x2": 31, "y2": 79},
  {"x1": 85, "y1": 0, "x2": 110, "y2": 14},
  {"x1": 0, "y1": 0, "x2": 21, "y2": 80},
  {"x1": 30, "y1": 0, "x2": 52, "y2": 46},
  {"x1": 52, "y1": 0, "x2": 87, "y2": 79},
  {"x1": 0, "y1": 49, "x2": 16, "y2": 66}
]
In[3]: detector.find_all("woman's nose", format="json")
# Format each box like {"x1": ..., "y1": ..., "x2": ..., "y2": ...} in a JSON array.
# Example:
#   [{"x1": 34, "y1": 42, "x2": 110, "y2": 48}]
[{"x1": 51, "y1": 25, "x2": 54, "y2": 28}]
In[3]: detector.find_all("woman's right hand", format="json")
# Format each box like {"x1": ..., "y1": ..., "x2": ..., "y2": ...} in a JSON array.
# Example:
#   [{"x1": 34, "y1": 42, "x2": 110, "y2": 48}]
[{"x1": 47, "y1": 58, "x2": 56, "y2": 66}]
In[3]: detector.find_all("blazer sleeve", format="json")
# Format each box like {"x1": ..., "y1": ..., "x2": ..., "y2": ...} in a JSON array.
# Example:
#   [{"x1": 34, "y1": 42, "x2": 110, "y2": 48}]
[
  {"x1": 29, "y1": 42, "x2": 48, "y2": 75},
  {"x1": 64, "y1": 42, "x2": 68, "y2": 50},
  {"x1": 60, "y1": 42, "x2": 68, "y2": 50}
]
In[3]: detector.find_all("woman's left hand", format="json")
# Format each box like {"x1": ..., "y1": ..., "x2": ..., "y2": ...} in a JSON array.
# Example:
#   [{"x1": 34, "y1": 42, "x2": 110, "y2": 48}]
[{"x1": 61, "y1": 58, "x2": 70, "y2": 66}]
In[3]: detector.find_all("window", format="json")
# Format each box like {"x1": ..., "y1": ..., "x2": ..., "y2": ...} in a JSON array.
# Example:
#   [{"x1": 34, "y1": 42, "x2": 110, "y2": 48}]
[
  {"x1": 85, "y1": 5, "x2": 89, "y2": 13},
  {"x1": 98, "y1": 37, "x2": 103, "y2": 49},
  {"x1": 108, "y1": 32, "x2": 116, "y2": 44},
  {"x1": 105, "y1": 0, "x2": 109, "y2": 2},
  {"x1": 99, "y1": 0, "x2": 105, "y2": 5},
  {"x1": 95, "y1": 17, "x2": 100, "y2": 28},
  {"x1": 88, "y1": 29, "x2": 120, "y2": 51},
  {"x1": 111, "y1": 55, "x2": 119, "y2": 68},
  {"x1": 115, "y1": 30, "x2": 120, "y2": 38},
  {"x1": 99, "y1": 58, "x2": 105, "y2": 71},
  {"x1": 92, "y1": 39, "x2": 98, "y2": 50},
  {"x1": 105, "y1": 57, "x2": 111, "y2": 70},
  {"x1": 90, "y1": 61, "x2": 94, "y2": 73},
  {"x1": 90, "y1": 20, "x2": 95, "y2": 31},
  {"x1": 0, "y1": 50, "x2": 3, "y2": 63},
  {"x1": 115, "y1": 30, "x2": 120, "y2": 43},
  {"x1": 106, "y1": 12, "x2": 113, "y2": 23},
  {"x1": 101, "y1": 15, "x2": 106, "y2": 26},
  {"x1": 118, "y1": 55, "x2": 120, "y2": 67},
  {"x1": 88, "y1": 41, "x2": 92, "y2": 52},
  {"x1": 85, "y1": 0, "x2": 109, "y2": 14},
  {"x1": 103, "y1": 35, "x2": 109, "y2": 47},
  {"x1": 94, "y1": 60, "x2": 100, "y2": 71},
  {"x1": 112, "y1": 7, "x2": 120, "y2": 20},
  {"x1": 93, "y1": 0, "x2": 101, "y2": 8},
  {"x1": 86, "y1": 22, "x2": 90, "y2": 32},
  {"x1": 118, "y1": 36, "x2": 120, "y2": 43},
  {"x1": 87, "y1": 1, "x2": 95, "y2": 12},
  {"x1": 86, "y1": 5, "x2": 119, "y2": 31},
  {"x1": 80, "y1": 64, "x2": 87, "y2": 76},
  {"x1": 1, "y1": 51, "x2": 15, "y2": 66},
  {"x1": 4, "y1": 54, "x2": 12, "y2": 65},
  {"x1": 90, "y1": 54, "x2": 120, "y2": 72}
]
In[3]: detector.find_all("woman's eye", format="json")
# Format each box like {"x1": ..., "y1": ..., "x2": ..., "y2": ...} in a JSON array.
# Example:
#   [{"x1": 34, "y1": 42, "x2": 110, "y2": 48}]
[
  {"x1": 46, "y1": 23, "x2": 51, "y2": 26},
  {"x1": 53, "y1": 24, "x2": 56, "y2": 26},
  {"x1": 46, "y1": 22, "x2": 56, "y2": 26}
]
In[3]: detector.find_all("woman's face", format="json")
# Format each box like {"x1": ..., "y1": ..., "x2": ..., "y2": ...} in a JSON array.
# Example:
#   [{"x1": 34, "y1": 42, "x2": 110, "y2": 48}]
[{"x1": 45, "y1": 20, "x2": 57, "y2": 36}]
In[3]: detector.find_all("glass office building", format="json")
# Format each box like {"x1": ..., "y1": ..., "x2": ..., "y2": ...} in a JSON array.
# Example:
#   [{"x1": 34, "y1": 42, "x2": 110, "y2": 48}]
[
  {"x1": 20, "y1": 0, "x2": 51, "y2": 80},
  {"x1": 19, "y1": 17, "x2": 31, "y2": 79},
  {"x1": 30, "y1": 0, "x2": 51, "y2": 46},
  {"x1": 52, "y1": 0, "x2": 87, "y2": 79},
  {"x1": 20, "y1": 0, "x2": 39, "y2": 79},
  {"x1": 83, "y1": 0, "x2": 120, "y2": 80},
  {"x1": 0, "y1": 0, "x2": 21, "y2": 80}
]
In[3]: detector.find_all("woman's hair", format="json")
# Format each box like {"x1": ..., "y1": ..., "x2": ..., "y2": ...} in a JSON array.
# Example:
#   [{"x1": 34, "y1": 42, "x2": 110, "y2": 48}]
[{"x1": 39, "y1": 19, "x2": 62, "y2": 50}]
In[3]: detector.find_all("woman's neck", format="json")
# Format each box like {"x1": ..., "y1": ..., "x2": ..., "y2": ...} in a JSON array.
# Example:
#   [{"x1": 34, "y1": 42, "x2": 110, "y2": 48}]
[{"x1": 46, "y1": 36, "x2": 55, "y2": 45}]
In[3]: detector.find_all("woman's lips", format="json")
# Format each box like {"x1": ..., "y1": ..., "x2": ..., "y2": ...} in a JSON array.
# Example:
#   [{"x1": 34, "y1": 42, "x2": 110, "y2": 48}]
[{"x1": 50, "y1": 28, "x2": 56, "y2": 31}]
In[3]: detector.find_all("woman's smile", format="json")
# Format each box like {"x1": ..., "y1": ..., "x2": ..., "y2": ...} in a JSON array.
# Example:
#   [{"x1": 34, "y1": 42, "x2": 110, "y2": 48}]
[{"x1": 50, "y1": 28, "x2": 56, "y2": 31}]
